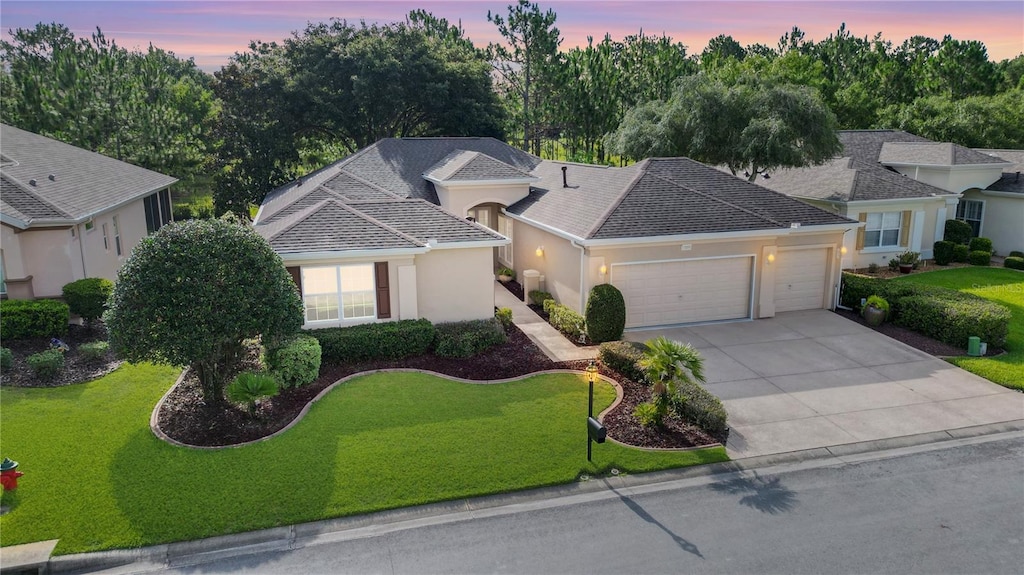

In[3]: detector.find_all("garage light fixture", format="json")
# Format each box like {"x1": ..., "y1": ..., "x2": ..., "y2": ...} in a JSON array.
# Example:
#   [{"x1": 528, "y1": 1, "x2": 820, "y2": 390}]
[
  {"x1": 536, "y1": 246, "x2": 545, "y2": 257},
  {"x1": 599, "y1": 264, "x2": 608, "y2": 276},
  {"x1": 767, "y1": 253, "x2": 775, "y2": 264},
  {"x1": 840, "y1": 246, "x2": 848, "y2": 256}
]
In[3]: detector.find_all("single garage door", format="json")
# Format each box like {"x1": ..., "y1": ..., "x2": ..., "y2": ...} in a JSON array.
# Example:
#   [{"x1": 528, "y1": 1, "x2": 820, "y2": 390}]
[
  {"x1": 774, "y1": 248, "x2": 829, "y2": 312},
  {"x1": 613, "y1": 257, "x2": 753, "y2": 328}
]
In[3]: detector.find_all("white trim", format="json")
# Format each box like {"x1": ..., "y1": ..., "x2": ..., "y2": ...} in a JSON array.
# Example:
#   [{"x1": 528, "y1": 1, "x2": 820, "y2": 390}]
[
  {"x1": 0, "y1": 214, "x2": 28, "y2": 229},
  {"x1": 279, "y1": 247, "x2": 428, "y2": 262},
  {"x1": 911, "y1": 211, "x2": 925, "y2": 253},
  {"x1": 500, "y1": 210, "x2": 586, "y2": 243},
  {"x1": 427, "y1": 239, "x2": 509, "y2": 250},
  {"x1": 978, "y1": 190, "x2": 1024, "y2": 199},
  {"x1": 843, "y1": 195, "x2": 960, "y2": 207},
  {"x1": 423, "y1": 175, "x2": 538, "y2": 188},
  {"x1": 881, "y1": 161, "x2": 1009, "y2": 170}
]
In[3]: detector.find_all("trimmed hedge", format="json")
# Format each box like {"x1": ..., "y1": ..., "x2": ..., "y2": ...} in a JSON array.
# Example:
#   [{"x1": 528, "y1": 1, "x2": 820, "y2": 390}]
[
  {"x1": 670, "y1": 380, "x2": 729, "y2": 440},
  {"x1": 598, "y1": 341, "x2": 648, "y2": 384},
  {"x1": 528, "y1": 290, "x2": 553, "y2": 306},
  {"x1": 27, "y1": 349, "x2": 64, "y2": 379},
  {"x1": 584, "y1": 284, "x2": 626, "y2": 344},
  {"x1": 542, "y1": 298, "x2": 557, "y2": 314},
  {"x1": 933, "y1": 240, "x2": 955, "y2": 266},
  {"x1": 547, "y1": 302, "x2": 587, "y2": 342},
  {"x1": 78, "y1": 341, "x2": 110, "y2": 362},
  {"x1": 434, "y1": 318, "x2": 507, "y2": 358},
  {"x1": 312, "y1": 319, "x2": 434, "y2": 363},
  {"x1": 895, "y1": 295, "x2": 1010, "y2": 349},
  {"x1": 265, "y1": 334, "x2": 322, "y2": 389},
  {"x1": 0, "y1": 347, "x2": 12, "y2": 371},
  {"x1": 968, "y1": 237, "x2": 993, "y2": 253},
  {"x1": 968, "y1": 250, "x2": 991, "y2": 266},
  {"x1": 61, "y1": 278, "x2": 114, "y2": 323},
  {"x1": 0, "y1": 299, "x2": 70, "y2": 340},
  {"x1": 1009, "y1": 250, "x2": 1024, "y2": 259},
  {"x1": 944, "y1": 219, "x2": 973, "y2": 245},
  {"x1": 953, "y1": 244, "x2": 969, "y2": 263},
  {"x1": 1005, "y1": 256, "x2": 1024, "y2": 270}
]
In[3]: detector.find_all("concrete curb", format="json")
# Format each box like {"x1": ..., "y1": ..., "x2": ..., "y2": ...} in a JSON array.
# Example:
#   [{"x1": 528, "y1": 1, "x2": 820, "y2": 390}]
[{"x1": 43, "y1": 419, "x2": 1024, "y2": 574}]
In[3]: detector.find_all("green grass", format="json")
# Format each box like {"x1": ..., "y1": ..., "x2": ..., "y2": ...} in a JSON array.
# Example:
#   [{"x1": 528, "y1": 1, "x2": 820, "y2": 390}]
[
  {"x1": 0, "y1": 366, "x2": 727, "y2": 554},
  {"x1": 895, "y1": 267, "x2": 1024, "y2": 390}
]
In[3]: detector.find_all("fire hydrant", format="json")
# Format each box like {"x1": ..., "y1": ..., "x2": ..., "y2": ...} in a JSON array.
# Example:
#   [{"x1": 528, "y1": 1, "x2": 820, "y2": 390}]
[{"x1": 0, "y1": 458, "x2": 23, "y2": 491}]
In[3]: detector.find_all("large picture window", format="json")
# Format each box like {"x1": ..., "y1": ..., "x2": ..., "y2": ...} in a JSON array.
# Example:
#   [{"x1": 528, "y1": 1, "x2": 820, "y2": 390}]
[
  {"x1": 301, "y1": 264, "x2": 376, "y2": 323},
  {"x1": 863, "y1": 212, "x2": 902, "y2": 248},
  {"x1": 955, "y1": 199, "x2": 983, "y2": 237}
]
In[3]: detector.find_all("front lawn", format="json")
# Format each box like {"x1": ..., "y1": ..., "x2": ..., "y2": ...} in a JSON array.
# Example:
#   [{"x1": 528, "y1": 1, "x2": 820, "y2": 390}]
[
  {"x1": 895, "y1": 267, "x2": 1024, "y2": 390},
  {"x1": 0, "y1": 365, "x2": 727, "y2": 554}
]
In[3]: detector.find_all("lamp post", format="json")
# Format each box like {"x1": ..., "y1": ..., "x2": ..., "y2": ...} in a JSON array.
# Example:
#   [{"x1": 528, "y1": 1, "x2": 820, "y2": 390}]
[{"x1": 585, "y1": 360, "x2": 606, "y2": 462}]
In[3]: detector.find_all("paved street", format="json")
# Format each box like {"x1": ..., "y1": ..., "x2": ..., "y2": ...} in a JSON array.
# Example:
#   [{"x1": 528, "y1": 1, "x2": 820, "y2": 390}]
[{"x1": 142, "y1": 434, "x2": 1023, "y2": 575}]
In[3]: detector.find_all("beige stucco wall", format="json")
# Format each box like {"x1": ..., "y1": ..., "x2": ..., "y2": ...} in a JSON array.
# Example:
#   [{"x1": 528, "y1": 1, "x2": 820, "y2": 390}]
[
  {"x1": 435, "y1": 183, "x2": 531, "y2": 219},
  {"x1": 414, "y1": 247, "x2": 495, "y2": 322},
  {"x1": 960, "y1": 190, "x2": 1024, "y2": 254},
  {"x1": 17, "y1": 227, "x2": 77, "y2": 298},
  {"x1": 510, "y1": 220, "x2": 582, "y2": 311},
  {"x1": 891, "y1": 165, "x2": 1003, "y2": 194}
]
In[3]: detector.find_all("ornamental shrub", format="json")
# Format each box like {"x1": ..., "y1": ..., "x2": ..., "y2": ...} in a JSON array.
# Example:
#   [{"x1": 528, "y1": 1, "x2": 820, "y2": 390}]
[
  {"x1": 27, "y1": 349, "x2": 64, "y2": 379},
  {"x1": 78, "y1": 341, "x2": 110, "y2": 362},
  {"x1": 528, "y1": 290, "x2": 553, "y2": 306},
  {"x1": 0, "y1": 347, "x2": 12, "y2": 371},
  {"x1": 670, "y1": 379, "x2": 729, "y2": 441},
  {"x1": 943, "y1": 219, "x2": 973, "y2": 245},
  {"x1": 584, "y1": 284, "x2": 626, "y2": 344},
  {"x1": 1009, "y1": 251, "x2": 1024, "y2": 259},
  {"x1": 542, "y1": 298, "x2": 558, "y2": 315},
  {"x1": 0, "y1": 299, "x2": 70, "y2": 340},
  {"x1": 633, "y1": 402, "x2": 661, "y2": 427},
  {"x1": 313, "y1": 319, "x2": 434, "y2": 363},
  {"x1": 265, "y1": 334, "x2": 321, "y2": 389},
  {"x1": 434, "y1": 318, "x2": 507, "y2": 358},
  {"x1": 968, "y1": 250, "x2": 991, "y2": 266},
  {"x1": 968, "y1": 237, "x2": 993, "y2": 253},
  {"x1": 895, "y1": 295, "x2": 1010, "y2": 349},
  {"x1": 61, "y1": 278, "x2": 114, "y2": 324},
  {"x1": 226, "y1": 371, "x2": 279, "y2": 417},
  {"x1": 953, "y1": 244, "x2": 970, "y2": 263},
  {"x1": 933, "y1": 241, "x2": 955, "y2": 266},
  {"x1": 547, "y1": 302, "x2": 587, "y2": 342},
  {"x1": 495, "y1": 307, "x2": 513, "y2": 331},
  {"x1": 598, "y1": 341, "x2": 647, "y2": 384},
  {"x1": 1004, "y1": 257, "x2": 1024, "y2": 270}
]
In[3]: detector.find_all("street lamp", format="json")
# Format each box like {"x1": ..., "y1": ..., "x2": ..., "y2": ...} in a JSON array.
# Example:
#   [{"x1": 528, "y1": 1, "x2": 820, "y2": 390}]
[{"x1": 585, "y1": 360, "x2": 606, "y2": 462}]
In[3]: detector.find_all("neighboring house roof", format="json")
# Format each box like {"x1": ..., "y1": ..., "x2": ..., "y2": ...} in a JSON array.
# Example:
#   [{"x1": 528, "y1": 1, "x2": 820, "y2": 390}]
[
  {"x1": 0, "y1": 124, "x2": 177, "y2": 228},
  {"x1": 974, "y1": 149, "x2": 1024, "y2": 195},
  {"x1": 424, "y1": 150, "x2": 535, "y2": 182},
  {"x1": 761, "y1": 157, "x2": 949, "y2": 202},
  {"x1": 879, "y1": 142, "x2": 1008, "y2": 166}
]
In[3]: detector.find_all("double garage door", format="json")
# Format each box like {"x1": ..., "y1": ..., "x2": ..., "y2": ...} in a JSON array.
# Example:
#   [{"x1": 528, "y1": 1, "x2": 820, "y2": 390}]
[{"x1": 613, "y1": 249, "x2": 829, "y2": 329}]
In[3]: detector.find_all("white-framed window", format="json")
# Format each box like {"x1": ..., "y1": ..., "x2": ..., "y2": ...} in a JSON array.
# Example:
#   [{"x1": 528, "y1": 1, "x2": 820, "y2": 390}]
[
  {"x1": 112, "y1": 215, "x2": 122, "y2": 256},
  {"x1": 84, "y1": 220, "x2": 94, "y2": 232},
  {"x1": 497, "y1": 215, "x2": 513, "y2": 266},
  {"x1": 302, "y1": 264, "x2": 376, "y2": 323},
  {"x1": 863, "y1": 212, "x2": 902, "y2": 248},
  {"x1": 468, "y1": 206, "x2": 491, "y2": 229},
  {"x1": 956, "y1": 199, "x2": 983, "y2": 237},
  {"x1": 102, "y1": 223, "x2": 110, "y2": 251}
]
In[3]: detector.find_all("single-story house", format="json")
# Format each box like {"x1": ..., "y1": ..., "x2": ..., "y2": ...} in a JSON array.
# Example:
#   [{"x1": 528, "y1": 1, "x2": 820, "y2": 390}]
[
  {"x1": 962, "y1": 150, "x2": 1023, "y2": 254},
  {"x1": 255, "y1": 137, "x2": 856, "y2": 330},
  {"x1": 1, "y1": 124, "x2": 177, "y2": 299},
  {"x1": 758, "y1": 130, "x2": 1017, "y2": 269}
]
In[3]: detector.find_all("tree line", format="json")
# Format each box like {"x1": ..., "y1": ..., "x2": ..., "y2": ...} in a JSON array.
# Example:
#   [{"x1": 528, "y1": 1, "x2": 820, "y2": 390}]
[{"x1": 3, "y1": 2, "x2": 1022, "y2": 217}]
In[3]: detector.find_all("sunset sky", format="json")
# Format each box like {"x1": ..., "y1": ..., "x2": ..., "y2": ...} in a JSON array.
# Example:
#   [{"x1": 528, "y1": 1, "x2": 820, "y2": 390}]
[{"x1": 2, "y1": 1, "x2": 1022, "y2": 71}]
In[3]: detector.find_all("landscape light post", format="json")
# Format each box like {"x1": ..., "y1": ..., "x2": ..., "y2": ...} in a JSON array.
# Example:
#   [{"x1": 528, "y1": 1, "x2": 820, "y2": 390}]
[{"x1": 585, "y1": 360, "x2": 605, "y2": 462}]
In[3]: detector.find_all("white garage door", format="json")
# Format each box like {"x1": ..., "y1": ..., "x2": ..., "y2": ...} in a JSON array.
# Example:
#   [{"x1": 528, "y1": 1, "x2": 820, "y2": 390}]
[
  {"x1": 613, "y1": 257, "x2": 753, "y2": 328},
  {"x1": 774, "y1": 248, "x2": 828, "y2": 312}
]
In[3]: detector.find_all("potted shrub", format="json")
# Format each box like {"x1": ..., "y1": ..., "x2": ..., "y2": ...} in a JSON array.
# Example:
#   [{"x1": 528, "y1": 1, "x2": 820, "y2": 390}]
[
  {"x1": 897, "y1": 250, "x2": 919, "y2": 274},
  {"x1": 862, "y1": 295, "x2": 889, "y2": 327},
  {"x1": 497, "y1": 267, "x2": 515, "y2": 283}
]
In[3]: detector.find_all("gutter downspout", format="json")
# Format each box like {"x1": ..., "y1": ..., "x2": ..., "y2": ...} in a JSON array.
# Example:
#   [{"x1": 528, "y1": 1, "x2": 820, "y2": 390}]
[
  {"x1": 76, "y1": 223, "x2": 88, "y2": 280},
  {"x1": 571, "y1": 239, "x2": 586, "y2": 313}
]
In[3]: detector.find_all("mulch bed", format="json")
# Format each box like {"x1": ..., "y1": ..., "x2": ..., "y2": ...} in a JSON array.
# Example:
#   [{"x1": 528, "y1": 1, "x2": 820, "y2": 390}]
[
  {"x1": 833, "y1": 308, "x2": 1002, "y2": 357},
  {"x1": 499, "y1": 279, "x2": 525, "y2": 301},
  {"x1": 0, "y1": 323, "x2": 121, "y2": 388}
]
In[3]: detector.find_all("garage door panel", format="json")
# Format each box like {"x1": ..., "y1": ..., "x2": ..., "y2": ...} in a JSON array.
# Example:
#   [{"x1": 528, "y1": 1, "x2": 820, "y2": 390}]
[
  {"x1": 774, "y1": 248, "x2": 828, "y2": 313},
  {"x1": 614, "y1": 257, "x2": 753, "y2": 328}
]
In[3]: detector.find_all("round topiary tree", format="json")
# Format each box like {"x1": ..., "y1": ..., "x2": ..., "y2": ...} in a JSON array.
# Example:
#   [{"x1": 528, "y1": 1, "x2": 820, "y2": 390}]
[
  {"x1": 943, "y1": 219, "x2": 973, "y2": 246},
  {"x1": 62, "y1": 277, "x2": 114, "y2": 326},
  {"x1": 584, "y1": 283, "x2": 626, "y2": 344},
  {"x1": 105, "y1": 219, "x2": 303, "y2": 407}
]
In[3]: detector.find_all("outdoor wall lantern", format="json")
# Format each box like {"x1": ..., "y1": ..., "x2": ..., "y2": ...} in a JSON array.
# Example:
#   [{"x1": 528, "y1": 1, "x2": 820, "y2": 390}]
[
  {"x1": 536, "y1": 246, "x2": 545, "y2": 257},
  {"x1": 840, "y1": 246, "x2": 848, "y2": 256},
  {"x1": 767, "y1": 253, "x2": 775, "y2": 264},
  {"x1": 599, "y1": 264, "x2": 608, "y2": 276}
]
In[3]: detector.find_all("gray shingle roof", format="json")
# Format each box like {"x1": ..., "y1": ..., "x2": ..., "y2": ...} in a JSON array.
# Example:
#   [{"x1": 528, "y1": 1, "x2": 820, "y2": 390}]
[
  {"x1": 879, "y1": 142, "x2": 1008, "y2": 166},
  {"x1": 259, "y1": 200, "x2": 423, "y2": 254},
  {"x1": 425, "y1": 150, "x2": 535, "y2": 182},
  {"x1": 839, "y1": 130, "x2": 931, "y2": 164},
  {"x1": 0, "y1": 124, "x2": 177, "y2": 226},
  {"x1": 350, "y1": 200, "x2": 504, "y2": 244},
  {"x1": 761, "y1": 157, "x2": 947, "y2": 202}
]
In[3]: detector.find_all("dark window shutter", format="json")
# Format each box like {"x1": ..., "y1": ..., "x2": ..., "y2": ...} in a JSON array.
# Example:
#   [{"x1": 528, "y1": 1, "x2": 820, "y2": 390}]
[
  {"x1": 375, "y1": 262, "x2": 391, "y2": 319},
  {"x1": 286, "y1": 267, "x2": 302, "y2": 294}
]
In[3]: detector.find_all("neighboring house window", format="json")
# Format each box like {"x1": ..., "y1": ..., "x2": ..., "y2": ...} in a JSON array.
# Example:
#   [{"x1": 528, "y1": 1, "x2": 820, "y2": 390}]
[
  {"x1": 113, "y1": 215, "x2": 122, "y2": 256},
  {"x1": 144, "y1": 188, "x2": 173, "y2": 233},
  {"x1": 85, "y1": 220, "x2": 94, "y2": 232},
  {"x1": 102, "y1": 223, "x2": 110, "y2": 251},
  {"x1": 863, "y1": 212, "x2": 902, "y2": 248},
  {"x1": 301, "y1": 264, "x2": 376, "y2": 323},
  {"x1": 1, "y1": 251, "x2": 6, "y2": 295},
  {"x1": 956, "y1": 199, "x2": 983, "y2": 237},
  {"x1": 70, "y1": 226, "x2": 76, "y2": 239}
]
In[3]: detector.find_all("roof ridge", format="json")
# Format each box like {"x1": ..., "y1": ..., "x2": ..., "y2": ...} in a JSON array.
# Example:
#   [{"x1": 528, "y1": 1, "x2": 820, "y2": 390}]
[
  {"x1": 260, "y1": 184, "x2": 345, "y2": 222},
  {"x1": 410, "y1": 198, "x2": 506, "y2": 240},
  {"x1": 334, "y1": 169, "x2": 404, "y2": 199},
  {"x1": 649, "y1": 170, "x2": 786, "y2": 228},
  {"x1": 337, "y1": 202, "x2": 427, "y2": 246},
  {"x1": 0, "y1": 172, "x2": 75, "y2": 219},
  {"x1": 583, "y1": 160, "x2": 649, "y2": 238},
  {"x1": 265, "y1": 199, "x2": 425, "y2": 247}
]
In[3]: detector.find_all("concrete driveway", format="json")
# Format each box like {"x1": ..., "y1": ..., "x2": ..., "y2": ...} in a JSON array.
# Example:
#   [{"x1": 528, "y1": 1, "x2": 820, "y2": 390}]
[{"x1": 625, "y1": 310, "x2": 1024, "y2": 459}]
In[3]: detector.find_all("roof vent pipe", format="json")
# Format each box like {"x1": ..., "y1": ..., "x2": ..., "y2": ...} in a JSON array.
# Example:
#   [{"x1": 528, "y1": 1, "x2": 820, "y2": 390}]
[
  {"x1": 1016, "y1": 171, "x2": 1020, "y2": 182},
  {"x1": 28, "y1": 179, "x2": 36, "y2": 186},
  {"x1": 561, "y1": 166, "x2": 568, "y2": 188},
  {"x1": 48, "y1": 174, "x2": 56, "y2": 181}
]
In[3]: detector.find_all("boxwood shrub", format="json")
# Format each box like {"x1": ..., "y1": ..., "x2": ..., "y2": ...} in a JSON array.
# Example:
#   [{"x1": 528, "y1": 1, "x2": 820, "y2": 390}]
[
  {"x1": 944, "y1": 219, "x2": 973, "y2": 245},
  {"x1": 542, "y1": 298, "x2": 558, "y2": 314},
  {"x1": 953, "y1": 244, "x2": 969, "y2": 263},
  {"x1": 584, "y1": 284, "x2": 626, "y2": 343},
  {"x1": 933, "y1": 240, "x2": 955, "y2": 266},
  {"x1": 27, "y1": 349, "x2": 64, "y2": 379},
  {"x1": 895, "y1": 295, "x2": 1010, "y2": 349},
  {"x1": 968, "y1": 250, "x2": 991, "y2": 266},
  {"x1": 61, "y1": 278, "x2": 114, "y2": 323},
  {"x1": 528, "y1": 290, "x2": 553, "y2": 306},
  {"x1": 670, "y1": 380, "x2": 729, "y2": 441},
  {"x1": 839, "y1": 273, "x2": 884, "y2": 310},
  {"x1": 434, "y1": 318, "x2": 507, "y2": 358},
  {"x1": 312, "y1": 319, "x2": 434, "y2": 363},
  {"x1": 494, "y1": 307, "x2": 513, "y2": 331},
  {"x1": 547, "y1": 302, "x2": 587, "y2": 342},
  {"x1": 598, "y1": 341, "x2": 648, "y2": 383},
  {"x1": 968, "y1": 237, "x2": 993, "y2": 253},
  {"x1": 1009, "y1": 250, "x2": 1024, "y2": 259},
  {"x1": 265, "y1": 334, "x2": 322, "y2": 389},
  {"x1": 1005, "y1": 256, "x2": 1024, "y2": 270},
  {"x1": 0, "y1": 299, "x2": 70, "y2": 340},
  {"x1": 0, "y1": 347, "x2": 12, "y2": 371},
  {"x1": 78, "y1": 341, "x2": 110, "y2": 362}
]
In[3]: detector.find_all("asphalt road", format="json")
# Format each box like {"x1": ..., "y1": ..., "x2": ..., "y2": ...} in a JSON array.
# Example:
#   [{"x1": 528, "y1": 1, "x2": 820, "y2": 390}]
[{"x1": 149, "y1": 435, "x2": 1023, "y2": 575}]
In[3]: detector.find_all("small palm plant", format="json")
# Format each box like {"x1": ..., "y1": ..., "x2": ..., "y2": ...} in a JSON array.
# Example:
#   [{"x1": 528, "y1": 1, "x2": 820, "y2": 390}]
[
  {"x1": 226, "y1": 371, "x2": 280, "y2": 417},
  {"x1": 637, "y1": 336, "x2": 706, "y2": 424}
]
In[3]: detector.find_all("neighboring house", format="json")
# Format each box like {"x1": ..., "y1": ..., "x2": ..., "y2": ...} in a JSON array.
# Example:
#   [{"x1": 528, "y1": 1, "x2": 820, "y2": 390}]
[
  {"x1": 255, "y1": 137, "x2": 855, "y2": 331},
  {"x1": 962, "y1": 150, "x2": 1024, "y2": 255},
  {"x1": 759, "y1": 130, "x2": 1015, "y2": 269},
  {"x1": 1, "y1": 124, "x2": 177, "y2": 299}
]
